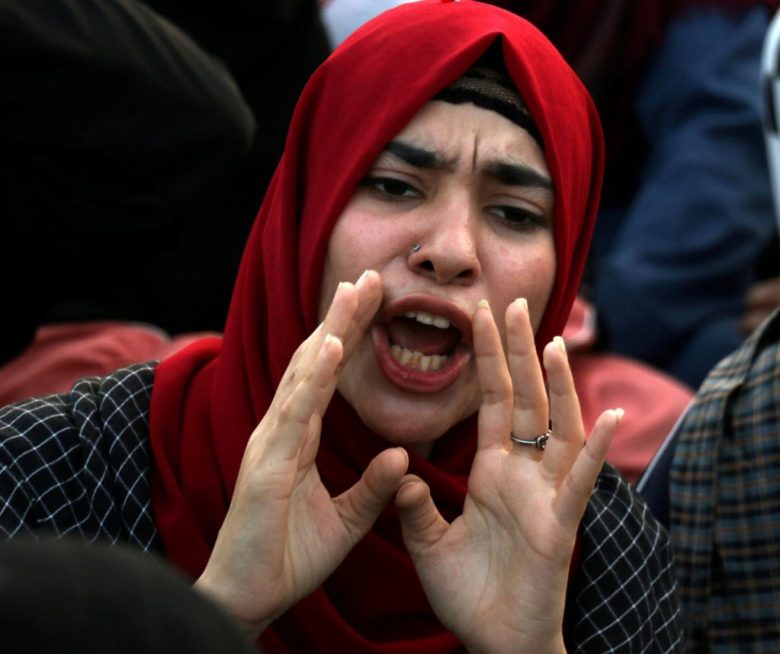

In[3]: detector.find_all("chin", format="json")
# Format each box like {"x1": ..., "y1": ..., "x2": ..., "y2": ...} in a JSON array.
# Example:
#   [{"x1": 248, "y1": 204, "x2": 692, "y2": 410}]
[
  {"x1": 367, "y1": 419, "x2": 442, "y2": 447},
  {"x1": 350, "y1": 391, "x2": 475, "y2": 447},
  {"x1": 338, "y1": 351, "x2": 480, "y2": 446}
]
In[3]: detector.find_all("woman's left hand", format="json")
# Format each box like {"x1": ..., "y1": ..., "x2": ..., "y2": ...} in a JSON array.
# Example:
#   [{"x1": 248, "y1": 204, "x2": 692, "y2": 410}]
[{"x1": 395, "y1": 298, "x2": 621, "y2": 654}]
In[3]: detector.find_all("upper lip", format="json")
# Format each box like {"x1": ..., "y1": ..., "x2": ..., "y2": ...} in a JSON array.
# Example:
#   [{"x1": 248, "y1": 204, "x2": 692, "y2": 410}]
[{"x1": 378, "y1": 294, "x2": 474, "y2": 347}]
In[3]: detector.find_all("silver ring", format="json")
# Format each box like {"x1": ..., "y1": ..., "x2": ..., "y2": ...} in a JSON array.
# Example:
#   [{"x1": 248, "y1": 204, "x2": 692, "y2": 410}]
[
  {"x1": 510, "y1": 429, "x2": 551, "y2": 451},
  {"x1": 409, "y1": 243, "x2": 422, "y2": 253}
]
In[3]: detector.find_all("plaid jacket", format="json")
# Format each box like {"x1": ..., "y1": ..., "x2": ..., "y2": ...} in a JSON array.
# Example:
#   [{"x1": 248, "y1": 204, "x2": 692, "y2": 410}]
[
  {"x1": 671, "y1": 309, "x2": 780, "y2": 652},
  {"x1": 0, "y1": 362, "x2": 682, "y2": 652}
]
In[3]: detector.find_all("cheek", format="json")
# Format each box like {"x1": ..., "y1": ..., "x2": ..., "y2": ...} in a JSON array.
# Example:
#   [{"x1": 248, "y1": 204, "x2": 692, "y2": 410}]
[
  {"x1": 319, "y1": 231, "x2": 347, "y2": 323},
  {"x1": 492, "y1": 242, "x2": 556, "y2": 331},
  {"x1": 318, "y1": 253, "x2": 339, "y2": 323},
  {"x1": 528, "y1": 259, "x2": 557, "y2": 331},
  {"x1": 318, "y1": 210, "x2": 381, "y2": 322}
]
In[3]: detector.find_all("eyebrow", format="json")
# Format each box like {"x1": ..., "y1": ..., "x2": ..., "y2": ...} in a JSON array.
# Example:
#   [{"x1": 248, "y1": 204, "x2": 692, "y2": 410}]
[
  {"x1": 383, "y1": 140, "x2": 457, "y2": 171},
  {"x1": 483, "y1": 161, "x2": 553, "y2": 192},
  {"x1": 382, "y1": 140, "x2": 553, "y2": 191}
]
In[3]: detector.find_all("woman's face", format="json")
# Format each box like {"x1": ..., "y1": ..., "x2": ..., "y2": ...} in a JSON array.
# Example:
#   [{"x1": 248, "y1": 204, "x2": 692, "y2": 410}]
[{"x1": 319, "y1": 100, "x2": 556, "y2": 449}]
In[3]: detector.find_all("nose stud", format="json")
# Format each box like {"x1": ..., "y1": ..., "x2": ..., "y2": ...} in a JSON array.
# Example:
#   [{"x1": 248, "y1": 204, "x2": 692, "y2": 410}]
[{"x1": 410, "y1": 243, "x2": 422, "y2": 253}]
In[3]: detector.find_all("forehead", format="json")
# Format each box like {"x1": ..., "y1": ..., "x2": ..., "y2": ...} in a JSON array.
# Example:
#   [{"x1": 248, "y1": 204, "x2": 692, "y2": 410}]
[{"x1": 387, "y1": 100, "x2": 548, "y2": 173}]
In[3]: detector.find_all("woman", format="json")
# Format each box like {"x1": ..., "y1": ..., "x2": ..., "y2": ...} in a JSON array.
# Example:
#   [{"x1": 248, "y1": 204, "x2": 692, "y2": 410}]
[{"x1": 0, "y1": 1, "x2": 680, "y2": 651}]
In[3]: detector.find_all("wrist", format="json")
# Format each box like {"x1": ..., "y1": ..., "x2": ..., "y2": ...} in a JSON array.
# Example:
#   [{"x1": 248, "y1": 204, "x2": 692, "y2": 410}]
[
  {"x1": 462, "y1": 632, "x2": 566, "y2": 654},
  {"x1": 193, "y1": 571, "x2": 272, "y2": 642}
]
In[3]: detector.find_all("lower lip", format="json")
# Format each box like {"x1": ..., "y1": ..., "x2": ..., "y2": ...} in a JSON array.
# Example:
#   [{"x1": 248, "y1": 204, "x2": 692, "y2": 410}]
[{"x1": 372, "y1": 325, "x2": 471, "y2": 394}]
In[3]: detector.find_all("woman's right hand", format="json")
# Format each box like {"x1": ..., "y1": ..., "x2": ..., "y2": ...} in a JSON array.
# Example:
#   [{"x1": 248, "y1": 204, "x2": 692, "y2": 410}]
[{"x1": 194, "y1": 270, "x2": 409, "y2": 639}]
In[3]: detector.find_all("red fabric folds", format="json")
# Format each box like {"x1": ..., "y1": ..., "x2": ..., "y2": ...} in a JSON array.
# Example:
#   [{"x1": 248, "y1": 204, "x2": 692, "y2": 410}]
[{"x1": 149, "y1": 1, "x2": 604, "y2": 651}]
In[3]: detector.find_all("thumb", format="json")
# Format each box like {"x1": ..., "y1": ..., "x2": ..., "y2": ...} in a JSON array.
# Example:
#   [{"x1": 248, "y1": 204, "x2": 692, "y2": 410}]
[
  {"x1": 395, "y1": 476, "x2": 449, "y2": 553},
  {"x1": 333, "y1": 447, "x2": 409, "y2": 544}
]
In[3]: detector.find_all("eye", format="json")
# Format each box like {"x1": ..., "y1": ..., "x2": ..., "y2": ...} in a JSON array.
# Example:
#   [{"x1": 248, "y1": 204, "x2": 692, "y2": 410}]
[
  {"x1": 487, "y1": 205, "x2": 548, "y2": 232},
  {"x1": 359, "y1": 175, "x2": 423, "y2": 202}
]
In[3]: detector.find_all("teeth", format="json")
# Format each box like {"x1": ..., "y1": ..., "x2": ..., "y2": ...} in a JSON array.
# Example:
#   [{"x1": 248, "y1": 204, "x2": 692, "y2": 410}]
[
  {"x1": 404, "y1": 311, "x2": 450, "y2": 329},
  {"x1": 390, "y1": 345, "x2": 449, "y2": 371}
]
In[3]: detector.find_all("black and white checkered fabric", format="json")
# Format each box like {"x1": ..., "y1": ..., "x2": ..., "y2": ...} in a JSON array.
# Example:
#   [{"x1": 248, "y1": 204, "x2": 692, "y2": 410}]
[
  {"x1": 0, "y1": 363, "x2": 159, "y2": 550},
  {"x1": 0, "y1": 364, "x2": 681, "y2": 650},
  {"x1": 569, "y1": 466, "x2": 682, "y2": 652}
]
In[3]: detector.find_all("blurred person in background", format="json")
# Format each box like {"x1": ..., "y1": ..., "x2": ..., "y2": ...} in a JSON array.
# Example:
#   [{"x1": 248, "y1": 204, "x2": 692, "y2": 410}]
[{"x1": 0, "y1": 0, "x2": 330, "y2": 400}]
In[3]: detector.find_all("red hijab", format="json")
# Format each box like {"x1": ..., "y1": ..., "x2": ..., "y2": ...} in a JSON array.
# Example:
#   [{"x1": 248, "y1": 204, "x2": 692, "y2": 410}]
[{"x1": 149, "y1": 1, "x2": 604, "y2": 650}]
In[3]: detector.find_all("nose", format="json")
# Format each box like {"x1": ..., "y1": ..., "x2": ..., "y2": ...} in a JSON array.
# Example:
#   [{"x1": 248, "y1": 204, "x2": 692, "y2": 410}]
[{"x1": 407, "y1": 201, "x2": 481, "y2": 285}]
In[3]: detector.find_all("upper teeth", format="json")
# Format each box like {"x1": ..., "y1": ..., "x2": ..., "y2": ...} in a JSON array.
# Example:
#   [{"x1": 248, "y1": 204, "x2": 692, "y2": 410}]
[{"x1": 404, "y1": 311, "x2": 450, "y2": 329}]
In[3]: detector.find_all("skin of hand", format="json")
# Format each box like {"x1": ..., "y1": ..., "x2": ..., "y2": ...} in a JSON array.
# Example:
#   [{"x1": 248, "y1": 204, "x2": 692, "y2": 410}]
[
  {"x1": 395, "y1": 298, "x2": 621, "y2": 654},
  {"x1": 742, "y1": 276, "x2": 780, "y2": 336},
  {"x1": 194, "y1": 270, "x2": 410, "y2": 639},
  {"x1": 195, "y1": 273, "x2": 618, "y2": 651}
]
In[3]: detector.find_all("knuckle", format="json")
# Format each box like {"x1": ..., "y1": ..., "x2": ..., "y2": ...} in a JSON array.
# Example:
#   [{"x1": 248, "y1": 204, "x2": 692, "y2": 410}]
[
  {"x1": 277, "y1": 398, "x2": 302, "y2": 426},
  {"x1": 276, "y1": 401, "x2": 293, "y2": 424}
]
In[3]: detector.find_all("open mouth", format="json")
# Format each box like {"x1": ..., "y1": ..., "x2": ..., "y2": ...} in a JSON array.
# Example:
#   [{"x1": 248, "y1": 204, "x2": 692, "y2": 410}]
[
  {"x1": 387, "y1": 310, "x2": 462, "y2": 371},
  {"x1": 373, "y1": 295, "x2": 473, "y2": 393}
]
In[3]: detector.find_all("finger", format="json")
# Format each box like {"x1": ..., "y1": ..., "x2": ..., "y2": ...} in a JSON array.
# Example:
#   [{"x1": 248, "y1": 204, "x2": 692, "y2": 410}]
[
  {"x1": 541, "y1": 337, "x2": 584, "y2": 476},
  {"x1": 396, "y1": 476, "x2": 449, "y2": 553},
  {"x1": 276, "y1": 280, "x2": 358, "y2": 402},
  {"x1": 506, "y1": 298, "x2": 550, "y2": 445},
  {"x1": 555, "y1": 408, "x2": 622, "y2": 530},
  {"x1": 275, "y1": 272, "x2": 380, "y2": 405},
  {"x1": 262, "y1": 273, "x2": 381, "y2": 459},
  {"x1": 473, "y1": 299, "x2": 513, "y2": 450},
  {"x1": 259, "y1": 333, "x2": 344, "y2": 463},
  {"x1": 333, "y1": 447, "x2": 409, "y2": 544},
  {"x1": 317, "y1": 279, "x2": 361, "y2": 347},
  {"x1": 339, "y1": 269, "x2": 383, "y2": 360}
]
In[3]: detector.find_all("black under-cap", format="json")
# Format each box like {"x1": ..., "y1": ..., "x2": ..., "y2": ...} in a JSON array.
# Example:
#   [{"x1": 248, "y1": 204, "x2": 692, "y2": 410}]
[{"x1": 433, "y1": 41, "x2": 543, "y2": 148}]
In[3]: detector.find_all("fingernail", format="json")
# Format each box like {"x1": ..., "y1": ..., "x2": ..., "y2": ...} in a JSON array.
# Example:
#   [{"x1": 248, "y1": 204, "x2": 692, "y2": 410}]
[
  {"x1": 477, "y1": 298, "x2": 490, "y2": 309},
  {"x1": 553, "y1": 335, "x2": 566, "y2": 352},
  {"x1": 515, "y1": 297, "x2": 528, "y2": 311},
  {"x1": 324, "y1": 333, "x2": 341, "y2": 346},
  {"x1": 614, "y1": 407, "x2": 625, "y2": 423},
  {"x1": 356, "y1": 269, "x2": 371, "y2": 287}
]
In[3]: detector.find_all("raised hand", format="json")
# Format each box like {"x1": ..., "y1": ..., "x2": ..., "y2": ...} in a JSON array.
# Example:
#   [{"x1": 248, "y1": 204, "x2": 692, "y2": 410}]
[
  {"x1": 395, "y1": 298, "x2": 622, "y2": 654},
  {"x1": 195, "y1": 270, "x2": 409, "y2": 639}
]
